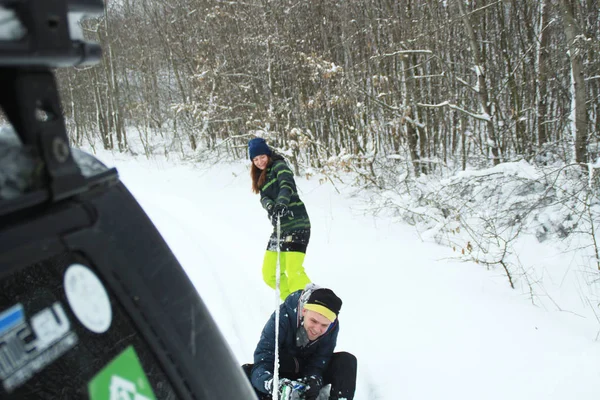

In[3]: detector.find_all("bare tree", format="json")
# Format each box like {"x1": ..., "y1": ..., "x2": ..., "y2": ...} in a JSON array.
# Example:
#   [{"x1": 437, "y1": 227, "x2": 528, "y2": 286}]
[{"x1": 560, "y1": 0, "x2": 589, "y2": 165}]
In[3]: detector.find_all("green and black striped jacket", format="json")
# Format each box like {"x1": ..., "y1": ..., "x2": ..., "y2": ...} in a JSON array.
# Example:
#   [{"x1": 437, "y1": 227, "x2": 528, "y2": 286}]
[{"x1": 260, "y1": 155, "x2": 310, "y2": 232}]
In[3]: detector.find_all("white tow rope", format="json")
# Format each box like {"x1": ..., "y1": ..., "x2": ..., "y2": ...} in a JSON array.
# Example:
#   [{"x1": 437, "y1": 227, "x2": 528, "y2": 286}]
[{"x1": 272, "y1": 215, "x2": 282, "y2": 400}]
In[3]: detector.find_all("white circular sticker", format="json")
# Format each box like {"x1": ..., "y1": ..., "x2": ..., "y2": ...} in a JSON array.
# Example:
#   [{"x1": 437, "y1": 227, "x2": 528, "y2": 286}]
[{"x1": 64, "y1": 263, "x2": 112, "y2": 333}]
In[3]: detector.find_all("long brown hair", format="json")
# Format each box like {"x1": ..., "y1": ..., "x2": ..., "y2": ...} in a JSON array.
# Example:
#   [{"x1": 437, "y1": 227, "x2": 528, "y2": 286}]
[{"x1": 251, "y1": 156, "x2": 270, "y2": 194}]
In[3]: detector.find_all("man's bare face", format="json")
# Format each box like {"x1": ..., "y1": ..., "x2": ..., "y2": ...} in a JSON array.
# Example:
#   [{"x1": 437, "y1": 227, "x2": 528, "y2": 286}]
[{"x1": 302, "y1": 308, "x2": 332, "y2": 340}]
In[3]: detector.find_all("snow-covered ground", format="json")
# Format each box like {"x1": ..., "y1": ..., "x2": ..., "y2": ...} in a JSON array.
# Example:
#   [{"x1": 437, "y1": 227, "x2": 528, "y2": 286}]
[{"x1": 93, "y1": 148, "x2": 600, "y2": 400}]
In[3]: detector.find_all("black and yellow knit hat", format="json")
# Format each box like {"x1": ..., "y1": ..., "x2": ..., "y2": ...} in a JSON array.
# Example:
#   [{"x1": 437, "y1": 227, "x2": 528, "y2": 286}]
[{"x1": 303, "y1": 288, "x2": 342, "y2": 323}]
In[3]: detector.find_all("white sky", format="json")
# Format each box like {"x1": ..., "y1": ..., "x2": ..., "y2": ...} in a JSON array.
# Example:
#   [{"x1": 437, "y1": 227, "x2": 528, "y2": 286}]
[{"x1": 94, "y1": 148, "x2": 600, "y2": 400}]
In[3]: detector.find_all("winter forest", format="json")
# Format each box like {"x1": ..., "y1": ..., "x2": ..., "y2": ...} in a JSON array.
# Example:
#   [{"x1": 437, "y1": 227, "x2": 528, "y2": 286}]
[
  {"x1": 58, "y1": 0, "x2": 599, "y2": 167},
  {"x1": 58, "y1": 0, "x2": 600, "y2": 333}
]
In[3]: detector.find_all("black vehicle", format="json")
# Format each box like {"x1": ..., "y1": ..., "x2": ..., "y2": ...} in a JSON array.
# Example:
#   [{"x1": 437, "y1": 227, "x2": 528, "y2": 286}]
[{"x1": 0, "y1": 1, "x2": 256, "y2": 398}]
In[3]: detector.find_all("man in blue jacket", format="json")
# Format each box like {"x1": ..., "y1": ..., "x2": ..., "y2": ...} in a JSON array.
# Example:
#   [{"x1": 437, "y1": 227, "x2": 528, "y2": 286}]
[{"x1": 243, "y1": 284, "x2": 357, "y2": 400}]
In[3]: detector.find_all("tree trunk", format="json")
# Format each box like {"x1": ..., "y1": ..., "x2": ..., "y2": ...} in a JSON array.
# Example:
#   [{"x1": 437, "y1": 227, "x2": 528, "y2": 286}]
[
  {"x1": 457, "y1": 0, "x2": 500, "y2": 165},
  {"x1": 536, "y1": 0, "x2": 551, "y2": 148},
  {"x1": 560, "y1": 0, "x2": 588, "y2": 165}
]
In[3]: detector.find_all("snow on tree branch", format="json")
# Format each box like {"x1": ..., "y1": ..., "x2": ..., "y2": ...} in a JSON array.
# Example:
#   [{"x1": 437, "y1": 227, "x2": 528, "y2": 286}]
[
  {"x1": 370, "y1": 50, "x2": 433, "y2": 59},
  {"x1": 456, "y1": 77, "x2": 479, "y2": 93},
  {"x1": 417, "y1": 101, "x2": 491, "y2": 121}
]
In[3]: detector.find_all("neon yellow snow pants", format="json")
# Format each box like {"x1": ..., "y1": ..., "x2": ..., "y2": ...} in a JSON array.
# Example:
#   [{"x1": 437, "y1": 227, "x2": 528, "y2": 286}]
[{"x1": 262, "y1": 250, "x2": 311, "y2": 300}]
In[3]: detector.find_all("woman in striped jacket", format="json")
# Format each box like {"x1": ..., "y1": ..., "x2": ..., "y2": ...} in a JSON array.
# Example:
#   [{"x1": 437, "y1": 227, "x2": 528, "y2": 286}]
[{"x1": 249, "y1": 137, "x2": 312, "y2": 300}]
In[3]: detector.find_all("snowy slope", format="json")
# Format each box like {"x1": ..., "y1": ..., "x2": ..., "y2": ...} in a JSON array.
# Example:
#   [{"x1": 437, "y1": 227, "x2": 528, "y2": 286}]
[{"x1": 95, "y1": 150, "x2": 600, "y2": 400}]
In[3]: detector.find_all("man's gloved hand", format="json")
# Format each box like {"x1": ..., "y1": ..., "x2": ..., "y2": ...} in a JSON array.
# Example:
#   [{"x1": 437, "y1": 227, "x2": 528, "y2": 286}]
[
  {"x1": 299, "y1": 375, "x2": 323, "y2": 400},
  {"x1": 264, "y1": 378, "x2": 306, "y2": 399}
]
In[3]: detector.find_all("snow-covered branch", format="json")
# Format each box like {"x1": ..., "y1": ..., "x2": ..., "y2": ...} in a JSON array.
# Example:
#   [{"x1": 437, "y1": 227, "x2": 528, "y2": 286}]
[
  {"x1": 413, "y1": 73, "x2": 445, "y2": 79},
  {"x1": 403, "y1": 116, "x2": 426, "y2": 129},
  {"x1": 456, "y1": 77, "x2": 479, "y2": 93},
  {"x1": 370, "y1": 50, "x2": 433, "y2": 59},
  {"x1": 417, "y1": 101, "x2": 491, "y2": 122}
]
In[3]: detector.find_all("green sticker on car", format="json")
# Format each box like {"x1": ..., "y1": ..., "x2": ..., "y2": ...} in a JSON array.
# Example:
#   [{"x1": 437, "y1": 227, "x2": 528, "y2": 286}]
[{"x1": 88, "y1": 345, "x2": 156, "y2": 400}]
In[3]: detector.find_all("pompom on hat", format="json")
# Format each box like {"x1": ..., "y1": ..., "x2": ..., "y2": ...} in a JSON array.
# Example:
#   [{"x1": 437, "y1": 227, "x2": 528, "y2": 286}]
[
  {"x1": 303, "y1": 288, "x2": 342, "y2": 323},
  {"x1": 248, "y1": 137, "x2": 272, "y2": 160}
]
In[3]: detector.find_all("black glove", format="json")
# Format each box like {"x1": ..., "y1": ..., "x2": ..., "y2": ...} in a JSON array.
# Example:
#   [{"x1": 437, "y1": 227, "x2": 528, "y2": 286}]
[
  {"x1": 266, "y1": 202, "x2": 275, "y2": 218},
  {"x1": 300, "y1": 375, "x2": 323, "y2": 400},
  {"x1": 273, "y1": 203, "x2": 288, "y2": 217},
  {"x1": 271, "y1": 203, "x2": 289, "y2": 224}
]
